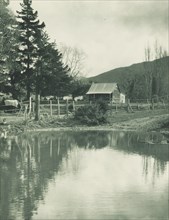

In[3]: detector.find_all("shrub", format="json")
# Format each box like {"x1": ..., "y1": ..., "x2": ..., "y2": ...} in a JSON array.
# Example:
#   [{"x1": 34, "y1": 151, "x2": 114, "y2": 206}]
[{"x1": 74, "y1": 100, "x2": 109, "y2": 125}]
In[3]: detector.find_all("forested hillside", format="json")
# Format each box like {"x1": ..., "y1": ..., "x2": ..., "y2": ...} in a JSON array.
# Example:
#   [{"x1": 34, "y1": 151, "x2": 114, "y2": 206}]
[{"x1": 89, "y1": 57, "x2": 169, "y2": 101}]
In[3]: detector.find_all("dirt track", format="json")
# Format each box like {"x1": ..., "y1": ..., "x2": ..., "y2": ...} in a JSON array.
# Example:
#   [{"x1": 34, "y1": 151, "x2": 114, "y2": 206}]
[{"x1": 110, "y1": 114, "x2": 169, "y2": 131}]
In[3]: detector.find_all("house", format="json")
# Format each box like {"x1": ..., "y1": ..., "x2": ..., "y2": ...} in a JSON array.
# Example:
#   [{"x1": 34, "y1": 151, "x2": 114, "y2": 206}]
[{"x1": 86, "y1": 83, "x2": 125, "y2": 103}]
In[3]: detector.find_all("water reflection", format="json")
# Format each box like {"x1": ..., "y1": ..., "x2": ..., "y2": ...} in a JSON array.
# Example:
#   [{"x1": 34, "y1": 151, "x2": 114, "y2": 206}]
[{"x1": 0, "y1": 131, "x2": 168, "y2": 220}]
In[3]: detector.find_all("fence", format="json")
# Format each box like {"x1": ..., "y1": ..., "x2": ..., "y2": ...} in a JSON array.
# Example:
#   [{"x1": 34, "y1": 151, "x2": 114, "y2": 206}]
[
  {"x1": 26, "y1": 97, "x2": 169, "y2": 116},
  {"x1": 0, "y1": 96, "x2": 168, "y2": 118}
]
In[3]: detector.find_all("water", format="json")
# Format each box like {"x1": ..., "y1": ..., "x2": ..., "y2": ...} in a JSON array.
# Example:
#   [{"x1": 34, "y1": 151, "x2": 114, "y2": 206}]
[{"x1": 0, "y1": 130, "x2": 168, "y2": 220}]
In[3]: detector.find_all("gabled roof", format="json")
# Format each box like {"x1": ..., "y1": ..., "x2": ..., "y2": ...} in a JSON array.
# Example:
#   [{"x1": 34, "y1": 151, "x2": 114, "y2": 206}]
[{"x1": 86, "y1": 83, "x2": 118, "y2": 94}]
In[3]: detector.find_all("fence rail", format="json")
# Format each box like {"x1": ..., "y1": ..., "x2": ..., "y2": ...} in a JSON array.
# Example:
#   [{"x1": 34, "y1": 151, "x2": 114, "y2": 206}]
[
  {"x1": 0, "y1": 97, "x2": 169, "y2": 118},
  {"x1": 20, "y1": 99, "x2": 169, "y2": 117}
]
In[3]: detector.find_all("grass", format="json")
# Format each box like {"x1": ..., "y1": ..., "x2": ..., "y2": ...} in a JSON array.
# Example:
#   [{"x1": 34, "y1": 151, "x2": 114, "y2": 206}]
[
  {"x1": 0, "y1": 108, "x2": 168, "y2": 136},
  {"x1": 109, "y1": 109, "x2": 169, "y2": 123}
]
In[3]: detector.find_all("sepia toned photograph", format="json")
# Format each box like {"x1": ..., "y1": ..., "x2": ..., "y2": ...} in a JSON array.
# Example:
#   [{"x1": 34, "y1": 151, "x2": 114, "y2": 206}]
[{"x1": 0, "y1": 0, "x2": 169, "y2": 219}]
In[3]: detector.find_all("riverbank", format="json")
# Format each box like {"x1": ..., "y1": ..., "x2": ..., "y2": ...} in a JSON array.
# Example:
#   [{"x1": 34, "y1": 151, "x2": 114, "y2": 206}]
[{"x1": 0, "y1": 109, "x2": 168, "y2": 137}]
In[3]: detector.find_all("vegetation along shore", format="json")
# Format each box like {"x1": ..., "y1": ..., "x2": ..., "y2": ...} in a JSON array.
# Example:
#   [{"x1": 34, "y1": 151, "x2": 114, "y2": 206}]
[{"x1": 0, "y1": 109, "x2": 168, "y2": 139}]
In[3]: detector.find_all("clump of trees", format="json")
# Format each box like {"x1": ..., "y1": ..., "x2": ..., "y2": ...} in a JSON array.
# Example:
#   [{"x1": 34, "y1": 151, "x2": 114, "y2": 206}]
[
  {"x1": 122, "y1": 41, "x2": 168, "y2": 102},
  {"x1": 0, "y1": 0, "x2": 91, "y2": 120},
  {"x1": 0, "y1": 0, "x2": 76, "y2": 120},
  {"x1": 59, "y1": 43, "x2": 91, "y2": 99},
  {"x1": 143, "y1": 41, "x2": 168, "y2": 101},
  {"x1": 74, "y1": 100, "x2": 109, "y2": 125},
  {"x1": 0, "y1": 0, "x2": 20, "y2": 97}
]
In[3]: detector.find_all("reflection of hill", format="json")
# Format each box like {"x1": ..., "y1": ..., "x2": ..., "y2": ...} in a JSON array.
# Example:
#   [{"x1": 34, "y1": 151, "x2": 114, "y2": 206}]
[
  {"x1": 107, "y1": 131, "x2": 169, "y2": 162},
  {"x1": 0, "y1": 130, "x2": 168, "y2": 219},
  {"x1": 58, "y1": 130, "x2": 168, "y2": 162}
]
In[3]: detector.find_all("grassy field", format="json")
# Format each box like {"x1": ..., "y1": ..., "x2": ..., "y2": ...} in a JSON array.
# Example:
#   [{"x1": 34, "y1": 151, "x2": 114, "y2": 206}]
[{"x1": 109, "y1": 109, "x2": 169, "y2": 131}]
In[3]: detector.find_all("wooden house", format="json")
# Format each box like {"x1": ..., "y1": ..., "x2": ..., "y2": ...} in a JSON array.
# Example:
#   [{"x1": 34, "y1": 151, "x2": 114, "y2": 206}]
[{"x1": 86, "y1": 83, "x2": 125, "y2": 103}]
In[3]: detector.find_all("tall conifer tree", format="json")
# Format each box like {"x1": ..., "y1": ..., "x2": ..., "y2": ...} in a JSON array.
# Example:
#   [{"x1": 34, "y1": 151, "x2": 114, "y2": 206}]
[
  {"x1": 17, "y1": 0, "x2": 45, "y2": 99},
  {"x1": 0, "y1": 0, "x2": 20, "y2": 97},
  {"x1": 37, "y1": 37, "x2": 72, "y2": 97},
  {"x1": 0, "y1": 0, "x2": 10, "y2": 91},
  {"x1": 17, "y1": 0, "x2": 71, "y2": 120}
]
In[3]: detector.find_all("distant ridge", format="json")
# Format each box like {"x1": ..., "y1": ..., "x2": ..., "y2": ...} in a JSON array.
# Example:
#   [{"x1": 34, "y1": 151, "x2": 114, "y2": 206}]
[
  {"x1": 88, "y1": 57, "x2": 169, "y2": 83},
  {"x1": 87, "y1": 56, "x2": 169, "y2": 98}
]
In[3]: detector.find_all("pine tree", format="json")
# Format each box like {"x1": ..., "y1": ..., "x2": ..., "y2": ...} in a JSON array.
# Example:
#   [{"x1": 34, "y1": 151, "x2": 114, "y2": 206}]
[
  {"x1": 38, "y1": 38, "x2": 72, "y2": 97},
  {"x1": 0, "y1": 0, "x2": 9, "y2": 91},
  {"x1": 0, "y1": 0, "x2": 20, "y2": 97},
  {"x1": 17, "y1": 0, "x2": 45, "y2": 100},
  {"x1": 17, "y1": 1, "x2": 71, "y2": 120}
]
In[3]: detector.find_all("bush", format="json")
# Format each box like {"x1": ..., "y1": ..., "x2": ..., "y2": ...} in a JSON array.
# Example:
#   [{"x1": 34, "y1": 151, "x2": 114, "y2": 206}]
[{"x1": 74, "y1": 100, "x2": 109, "y2": 125}]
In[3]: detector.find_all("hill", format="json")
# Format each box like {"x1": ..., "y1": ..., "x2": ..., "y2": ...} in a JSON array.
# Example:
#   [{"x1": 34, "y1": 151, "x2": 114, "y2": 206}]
[{"x1": 88, "y1": 57, "x2": 169, "y2": 100}]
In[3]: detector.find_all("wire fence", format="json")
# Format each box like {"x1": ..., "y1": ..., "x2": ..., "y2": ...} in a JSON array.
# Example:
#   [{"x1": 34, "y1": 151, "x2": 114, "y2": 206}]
[{"x1": 0, "y1": 95, "x2": 169, "y2": 118}]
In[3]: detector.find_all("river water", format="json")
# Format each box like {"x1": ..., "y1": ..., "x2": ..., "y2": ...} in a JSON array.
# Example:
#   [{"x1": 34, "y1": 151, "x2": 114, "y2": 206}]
[{"x1": 0, "y1": 130, "x2": 168, "y2": 220}]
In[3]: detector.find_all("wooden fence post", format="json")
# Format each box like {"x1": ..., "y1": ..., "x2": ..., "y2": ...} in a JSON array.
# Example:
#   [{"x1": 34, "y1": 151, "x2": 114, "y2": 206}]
[
  {"x1": 66, "y1": 99, "x2": 68, "y2": 116},
  {"x1": 28, "y1": 97, "x2": 32, "y2": 116},
  {"x1": 32, "y1": 102, "x2": 35, "y2": 113},
  {"x1": 73, "y1": 100, "x2": 75, "y2": 112},
  {"x1": 24, "y1": 104, "x2": 28, "y2": 120},
  {"x1": 151, "y1": 99, "x2": 154, "y2": 110},
  {"x1": 39, "y1": 95, "x2": 40, "y2": 116},
  {"x1": 111, "y1": 100, "x2": 113, "y2": 115},
  {"x1": 57, "y1": 97, "x2": 60, "y2": 116},
  {"x1": 162, "y1": 99, "x2": 166, "y2": 108},
  {"x1": 50, "y1": 100, "x2": 53, "y2": 116},
  {"x1": 147, "y1": 99, "x2": 150, "y2": 110},
  {"x1": 115, "y1": 103, "x2": 117, "y2": 113},
  {"x1": 127, "y1": 99, "x2": 130, "y2": 112}
]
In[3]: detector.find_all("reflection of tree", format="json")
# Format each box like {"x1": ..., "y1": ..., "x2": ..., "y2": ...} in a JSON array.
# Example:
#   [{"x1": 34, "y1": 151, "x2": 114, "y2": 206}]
[
  {"x1": 110, "y1": 131, "x2": 169, "y2": 162},
  {"x1": 142, "y1": 155, "x2": 167, "y2": 185},
  {"x1": 107, "y1": 131, "x2": 168, "y2": 183},
  {"x1": 70, "y1": 131, "x2": 109, "y2": 149},
  {"x1": 0, "y1": 130, "x2": 168, "y2": 219},
  {"x1": 0, "y1": 133, "x2": 70, "y2": 219},
  {"x1": 60, "y1": 145, "x2": 82, "y2": 174}
]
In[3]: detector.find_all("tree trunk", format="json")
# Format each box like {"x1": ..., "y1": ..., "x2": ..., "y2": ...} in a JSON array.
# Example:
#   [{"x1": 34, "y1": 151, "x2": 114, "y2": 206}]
[
  {"x1": 35, "y1": 91, "x2": 40, "y2": 121},
  {"x1": 26, "y1": 84, "x2": 31, "y2": 100},
  {"x1": 35, "y1": 73, "x2": 40, "y2": 121}
]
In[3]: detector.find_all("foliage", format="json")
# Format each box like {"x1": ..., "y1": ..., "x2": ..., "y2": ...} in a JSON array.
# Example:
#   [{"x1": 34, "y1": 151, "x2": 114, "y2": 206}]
[
  {"x1": 71, "y1": 79, "x2": 91, "y2": 99},
  {"x1": 74, "y1": 100, "x2": 109, "y2": 125},
  {"x1": 17, "y1": 1, "x2": 72, "y2": 100},
  {"x1": 37, "y1": 40, "x2": 72, "y2": 97},
  {"x1": 0, "y1": 0, "x2": 21, "y2": 98},
  {"x1": 16, "y1": 0, "x2": 72, "y2": 120},
  {"x1": 17, "y1": 0, "x2": 45, "y2": 99}
]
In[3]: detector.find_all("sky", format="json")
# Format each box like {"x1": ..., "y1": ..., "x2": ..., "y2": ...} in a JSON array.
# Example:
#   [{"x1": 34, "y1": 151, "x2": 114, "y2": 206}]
[{"x1": 9, "y1": 0, "x2": 168, "y2": 77}]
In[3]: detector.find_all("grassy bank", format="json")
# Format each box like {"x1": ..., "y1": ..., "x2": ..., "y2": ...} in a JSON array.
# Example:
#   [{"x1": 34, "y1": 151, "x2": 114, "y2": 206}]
[
  {"x1": 109, "y1": 109, "x2": 169, "y2": 132},
  {"x1": 0, "y1": 109, "x2": 168, "y2": 136}
]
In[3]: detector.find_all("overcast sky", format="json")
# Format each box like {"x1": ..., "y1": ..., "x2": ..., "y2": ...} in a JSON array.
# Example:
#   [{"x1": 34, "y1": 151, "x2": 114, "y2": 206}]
[{"x1": 9, "y1": 0, "x2": 168, "y2": 77}]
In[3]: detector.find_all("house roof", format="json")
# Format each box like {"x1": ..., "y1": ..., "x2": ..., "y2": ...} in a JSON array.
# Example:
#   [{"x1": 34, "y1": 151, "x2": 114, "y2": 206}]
[{"x1": 86, "y1": 83, "x2": 118, "y2": 95}]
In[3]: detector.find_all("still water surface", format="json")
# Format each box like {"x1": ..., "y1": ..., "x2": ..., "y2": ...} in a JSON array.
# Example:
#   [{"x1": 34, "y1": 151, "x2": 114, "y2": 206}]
[{"x1": 0, "y1": 131, "x2": 168, "y2": 220}]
